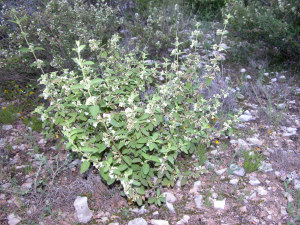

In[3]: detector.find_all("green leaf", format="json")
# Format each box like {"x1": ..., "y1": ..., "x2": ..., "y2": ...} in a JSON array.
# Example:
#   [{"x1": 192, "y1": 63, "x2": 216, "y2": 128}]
[
  {"x1": 132, "y1": 158, "x2": 142, "y2": 163},
  {"x1": 101, "y1": 51, "x2": 107, "y2": 58},
  {"x1": 110, "y1": 118, "x2": 122, "y2": 127},
  {"x1": 82, "y1": 147, "x2": 98, "y2": 153},
  {"x1": 150, "y1": 156, "x2": 161, "y2": 163},
  {"x1": 137, "y1": 138, "x2": 147, "y2": 144},
  {"x1": 83, "y1": 61, "x2": 95, "y2": 65},
  {"x1": 142, "y1": 163, "x2": 150, "y2": 175},
  {"x1": 137, "y1": 187, "x2": 145, "y2": 195},
  {"x1": 148, "y1": 197, "x2": 155, "y2": 204},
  {"x1": 89, "y1": 105, "x2": 100, "y2": 118},
  {"x1": 118, "y1": 164, "x2": 128, "y2": 171},
  {"x1": 19, "y1": 47, "x2": 31, "y2": 53},
  {"x1": 123, "y1": 156, "x2": 132, "y2": 166},
  {"x1": 137, "y1": 197, "x2": 143, "y2": 206},
  {"x1": 206, "y1": 78, "x2": 212, "y2": 87},
  {"x1": 80, "y1": 161, "x2": 90, "y2": 173},
  {"x1": 70, "y1": 84, "x2": 85, "y2": 90},
  {"x1": 181, "y1": 177, "x2": 188, "y2": 186},
  {"x1": 90, "y1": 78, "x2": 104, "y2": 85},
  {"x1": 149, "y1": 143, "x2": 155, "y2": 151},
  {"x1": 132, "y1": 180, "x2": 141, "y2": 186},
  {"x1": 97, "y1": 142, "x2": 106, "y2": 153},
  {"x1": 167, "y1": 156, "x2": 174, "y2": 164},
  {"x1": 139, "y1": 113, "x2": 150, "y2": 120}
]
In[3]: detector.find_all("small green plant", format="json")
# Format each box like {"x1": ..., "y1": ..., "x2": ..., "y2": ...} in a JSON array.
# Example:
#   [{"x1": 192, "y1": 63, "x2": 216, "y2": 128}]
[
  {"x1": 242, "y1": 150, "x2": 263, "y2": 173},
  {"x1": 23, "y1": 115, "x2": 43, "y2": 132},
  {"x1": 0, "y1": 105, "x2": 20, "y2": 124},
  {"x1": 194, "y1": 143, "x2": 208, "y2": 166}
]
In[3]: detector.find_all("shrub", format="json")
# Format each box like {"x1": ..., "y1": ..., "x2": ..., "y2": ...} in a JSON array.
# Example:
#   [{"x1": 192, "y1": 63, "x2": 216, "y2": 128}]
[
  {"x1": 224, "y1": 0, "x2": 300, "y2": 62},
  {"x1": 32, "y1": 17, "x2": 238, "y2": 205},
  {"x1": 187, "y1": 0, "x2": 226, "y2": 20},
  {"x1": 120, "y1": 1, "x2": 195, "y2": 58},
  {"x1": 0, "y1": 0, "x2": 119, "y2": 78}
]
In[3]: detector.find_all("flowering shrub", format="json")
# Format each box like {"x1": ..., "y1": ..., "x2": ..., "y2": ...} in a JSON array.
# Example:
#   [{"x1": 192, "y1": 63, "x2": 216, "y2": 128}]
[{"x1": 32, "y1": 14, "x2": 237, "y2": 205}]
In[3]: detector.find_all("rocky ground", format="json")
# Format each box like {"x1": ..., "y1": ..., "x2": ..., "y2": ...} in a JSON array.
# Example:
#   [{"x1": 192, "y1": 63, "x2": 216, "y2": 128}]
[{"x1": 0, "y1": 68, "x2": 299, "y2": 225}]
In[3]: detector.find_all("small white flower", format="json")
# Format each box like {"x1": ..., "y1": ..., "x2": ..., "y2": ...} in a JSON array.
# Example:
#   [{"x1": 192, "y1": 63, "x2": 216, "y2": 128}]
[{"x1": 240, "y1": 68, "x2": 246, "y2": 73}]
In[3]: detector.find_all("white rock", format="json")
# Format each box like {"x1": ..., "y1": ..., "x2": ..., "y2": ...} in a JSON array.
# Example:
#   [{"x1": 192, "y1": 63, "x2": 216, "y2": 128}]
[
  {"x1": 257, "y1": 186, "x2": 268, "y2": 195},
  {"x1": 214, "y1": 199, "x2": 226, "y2": 209},
  {"x1": 294, "y1": 179, "x2": 300, "y2": 189},
  {"x1": 152, "y1": 211, "x2": 159, "y2": 216},
  {"x1": 230, "y1": 178, "x2": 239, "y2": 185},
  {"x1": 2, "y1": 125, "x2": 13, "y2": 131},
  {"x1": 194, "y1": 195, "x2": 203, "y2": 209},
  {"x1": 7, "y1": 214, "x2": 21, "y2": 225},
  {"x1": 176, "y1": 215, "x2": 190, "y2": 225},
  {"x1": 277, "y1": 103, "x2": 286, "y2": 109},
  {"x1": 166, "y1": 202, "x2": 175, "y2": 213},
  {"x1": 230, "y1": 164, "x2": 245, "y2": 177},
  {"x1": 0, "y1": 138, "x2": 5, "y2": 147},
  {"x1": 163, "y1": 192, "x2": 177, "y2": 203},
  {"x1": 283, "y1": 127, "x2": 297, "y2": 137},
  {"x1": 249, "y1": 177, "x2": 261, "y2": 186},
  {"x1": 131, "y1": 205, "x2": 148, "y2": 215},
  {"x1": 210, "y1": 150, "x2": 218, "y2": 155},
  {"x1": 280, "y1": 206, "x2": 287, "y2": 216},
  {"x1": 150, "y1": 219, "x2": 169, "y2": 225},
  {"x1": 246, "y1": 137, "x2": 263, "y2": 146},
  {"x1": 239, "y1": 115, "x2": 254, "y2": 122},
  {"x1": 240, "y1": 68, "x2": 246, "y2": 73},
  {"x1": 246, "y1": 75, "x2": 252, "y2": 80},
  {"x1": 0, "y1": 194, "x2": 5, "y2": 200},
  {"x1": 190, "y1": 181, "x2": 202, "y2": 193},
  {"x1": 205, "y1": 161, "x2": 215, "y2": 170},
  {"x1": 244, "y1": 110, "x2": 251, "y2": 115},
  {"x1": 237, "y1": 139, "x2": 250, "y2": 150},
  {"x1": 279, "y1": 75, "x2": 286, "y2": 80},
  {"x1": 128, "y1": 218, "x2": 148, "y2": 225},
  {"x1": 264, "y1": 73, "x2": 269, "y2": 76},
  {"x1": 215, "y1": 168, "x2": 227, "y2": 175},
  {"x1": 74, "y1": 196, "x2": 93, "y2": 224},
  {"x1": 271, "y1": 78, "x2": 277, "y2": 82},
  {"x1": 21, "y1": 182, "x2": 32, "y2": 190},
  {"x1": 259, "y1": 162, "x2": 273, "y2": 172},
  {"x1": 109, "y1": 223, "x2": 120, "y2": 225}
]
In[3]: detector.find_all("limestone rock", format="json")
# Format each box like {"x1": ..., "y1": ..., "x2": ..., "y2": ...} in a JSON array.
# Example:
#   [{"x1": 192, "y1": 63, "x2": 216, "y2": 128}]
[
  {"x1": 74, "y1": 196, "x2": 93, "y2": 224},
  {"x1": 150, "y1": 219, "x2": 169, "y2": 225},
  {"x1": 128, "y1": 218, "x2": 148, "y2": 225}
]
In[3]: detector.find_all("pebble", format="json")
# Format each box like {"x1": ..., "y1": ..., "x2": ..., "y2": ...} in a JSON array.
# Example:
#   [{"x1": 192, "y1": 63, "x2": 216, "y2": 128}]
[
  {"x1": 0, "y1": 138, "x2": 5, "y2": 147},
  {"x1": 230, "y1": 164, "x2": 245, "y2": 177},
  {"x1": 108, "y1": 223, "x2": 120, "y2": 225},
  {"x1": 153, "y1": 211, "x2": 159, "y2": 216},
  {"x1": 190, "y1": 181, "x2": 202, "y2": 194},
  {"x1": 128, "y1": 218, "x2": 148, "y2": 225},
  {"x1": 74, "y1": 196, "x2": 93, "y2": 224},
  {"x1": 257, "y1": 186, "x2": 268, "y2": 196},
  {"x1": 294, "y1": 179, "x2": 300, "y2": 189},
  {"x1": 239, "y1": 114, "x2": 254, "y2": 122},
  {"x1": 2, "y1": 125, "x2": 13, "y2": 131},
  {"x1": 249, "y1": 176, "x2": 261, "y2": 186},
  {"x1": 150, "y1": 219, "x2": 169, "y2": 225},
  {"x1": 176, "y1": 215, "x2": 190, "y2": 225},
  {"x1": 166, "y1": 202, "x2": 175, "y2": 213},
  {"x1": 246, "y1": 137, "x2": 263, "y2": 146},
  {"x1": 163, "y1": 192, "x2": 177, "y2": 203},
  {"x1": 246, "y1": 75, "x2": 252, "y2": 80},
  {"x1": 194, "y1": 195, "x2": 203, "y2": 209},
  {"x1": 230, "y1": 178, "x2": 239, "y2": 185},
  {"x1": 282, "y1": 127, "x2": 297, "y2": 137},
  {"x1": 215, "y1": 168, "x2": 227, "y2": 175},
  {"x1": 7, "y1": 214, "x2": 21, "y2": 225},
  {"x1": 214, "y1": 199, "x2": 226, "y2": 209}
]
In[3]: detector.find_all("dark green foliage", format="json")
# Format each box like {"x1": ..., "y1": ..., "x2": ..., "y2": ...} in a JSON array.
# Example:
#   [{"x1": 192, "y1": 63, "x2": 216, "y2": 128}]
[
  {"x1": 187, "y1": 0, "x2": 226, "y2": 20},
  {"x1": 226, "y1": 0, "x2": 300, "y2": 62}
]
